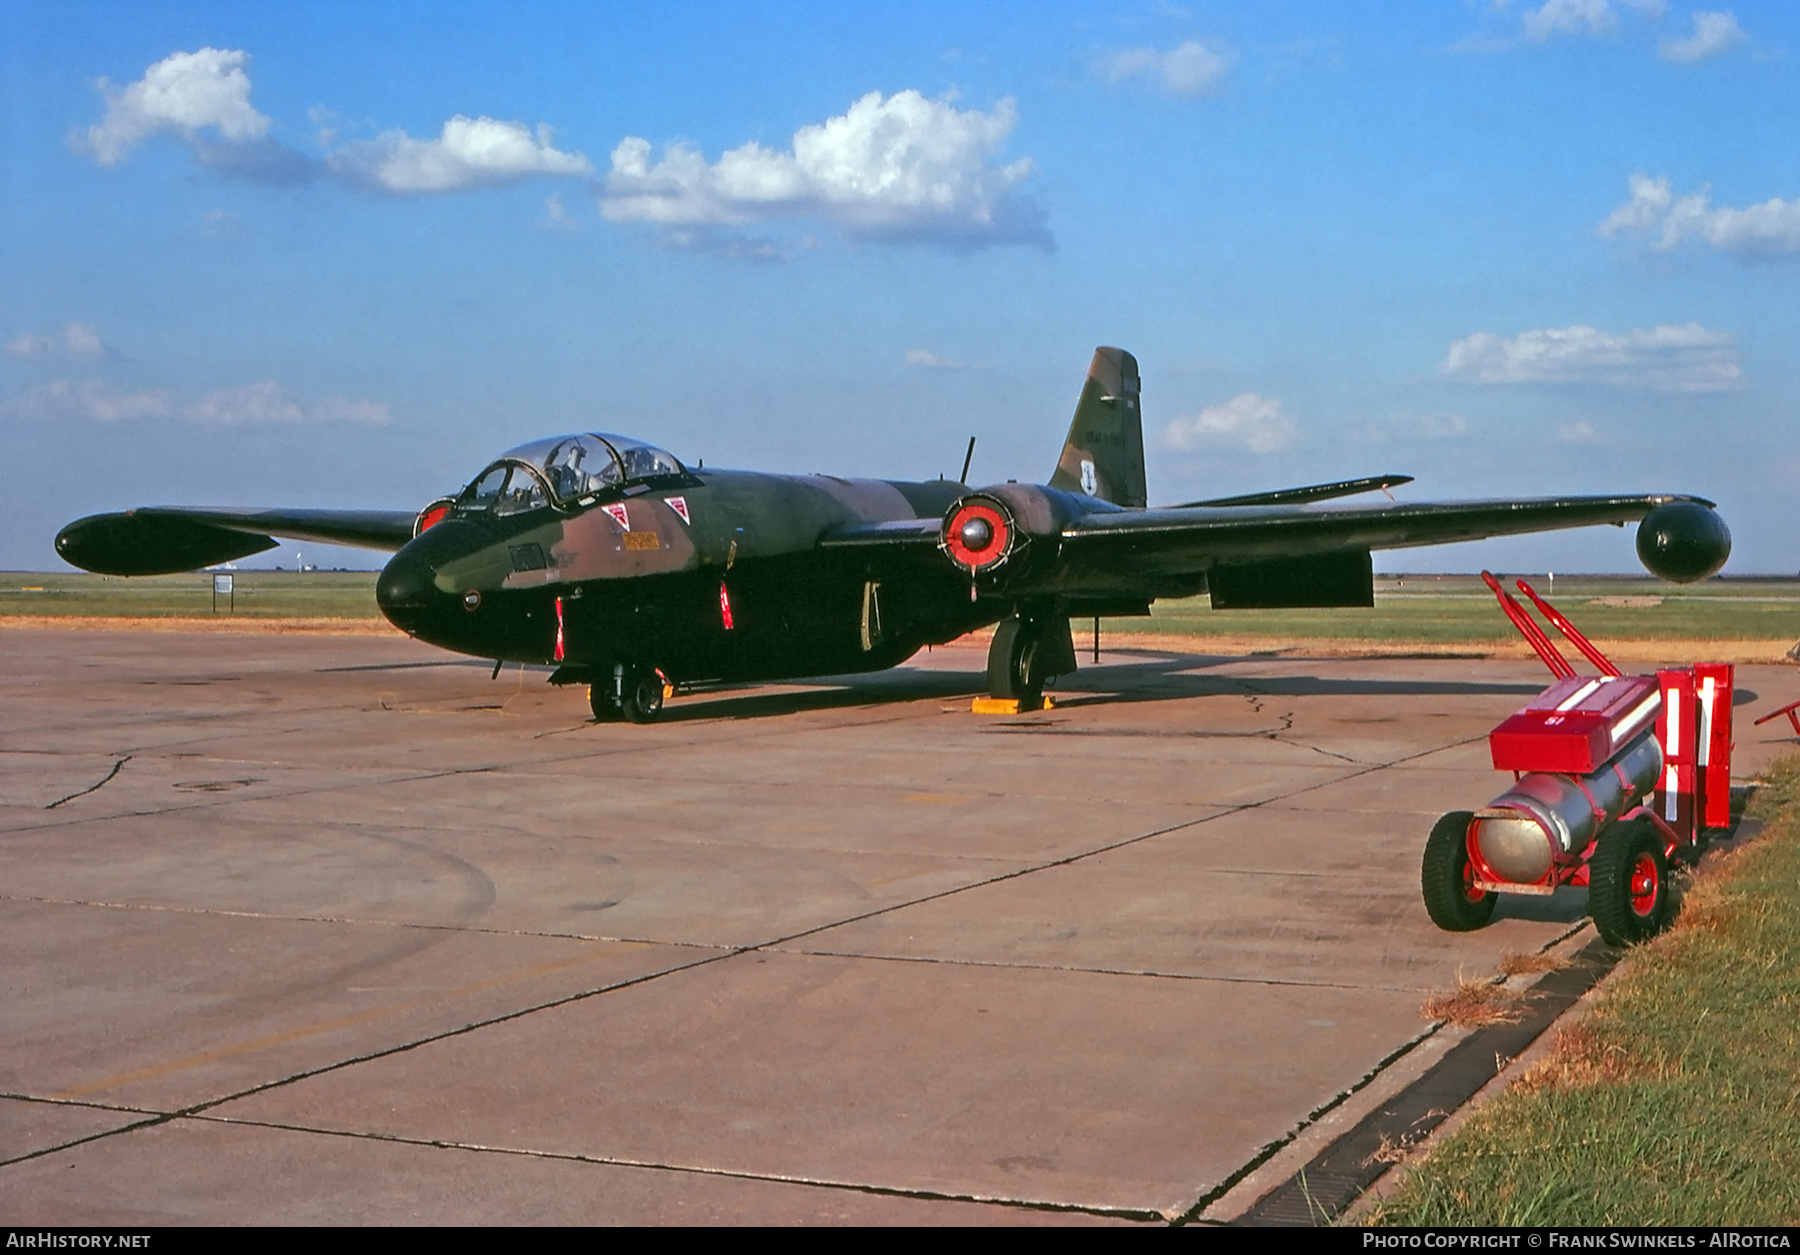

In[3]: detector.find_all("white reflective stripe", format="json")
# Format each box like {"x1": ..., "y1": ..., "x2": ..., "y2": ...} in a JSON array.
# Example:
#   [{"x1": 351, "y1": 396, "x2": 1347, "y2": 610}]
[
  {"x1": 1611, "y1": 692, "x2": 1662, "y2": 750},
  {"x1": 1556, "y1": 679, "x2": 1603, "y2": 712},
  {"x1": 1664, "y1": 766, "x2": 1679, "y2": 821},
  {"x1": 1665, "y1": 686, "x2": 1681, "y2": 755},
  {"x1": 1698, "y1": 676, "x2": 1716, "y2": 767}
]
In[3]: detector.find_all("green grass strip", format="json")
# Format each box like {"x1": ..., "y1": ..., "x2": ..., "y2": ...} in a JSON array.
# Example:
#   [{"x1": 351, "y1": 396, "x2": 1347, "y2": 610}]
[
  {"x1": 1, "y1": 571, "x2": 384, "y2": 620},
  {"x1": 1363, "y1": 757, "x2": 1800, "y2": 1226},
  {"x1": 1109, "y1": 576, "x2": 1800, "y2": 645}
]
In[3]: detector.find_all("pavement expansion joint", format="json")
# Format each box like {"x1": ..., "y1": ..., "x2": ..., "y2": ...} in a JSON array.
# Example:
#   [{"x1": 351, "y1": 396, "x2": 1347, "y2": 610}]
[
  {"x1": 1167, "y1": 1022, "x2": 1448, "y2": 1226},
  {"x1": 177, "y1": 1112, "x2": 1169, "y2": 1224},
  {"x1": 1227, "y1": 937, "x2": 1617, "y2": 1226},
  {"x1": 42, "y1": 755, "x2": 131, "y2": 809},
  {"x1": 768, "y1": 945, "x2": 1413, "y2": 992}
]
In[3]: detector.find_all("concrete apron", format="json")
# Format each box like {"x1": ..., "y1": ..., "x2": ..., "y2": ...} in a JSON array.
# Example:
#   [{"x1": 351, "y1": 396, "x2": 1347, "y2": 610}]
[{"x1": 2, "y1": 629, "x2": 1794, "y2": 1225}]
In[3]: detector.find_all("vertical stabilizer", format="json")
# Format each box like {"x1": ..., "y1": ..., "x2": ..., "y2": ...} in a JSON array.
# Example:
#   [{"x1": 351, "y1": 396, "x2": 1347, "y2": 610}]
[{"x1": 1048, "y1": 347, "x2": 1146, "y2": 509}]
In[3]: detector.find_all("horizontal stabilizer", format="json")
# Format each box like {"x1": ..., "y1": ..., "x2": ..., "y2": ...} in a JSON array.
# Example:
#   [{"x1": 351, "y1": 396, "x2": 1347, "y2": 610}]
[{"x1": 1172, "y1": 474, "x2": 1413, "y2": 510}]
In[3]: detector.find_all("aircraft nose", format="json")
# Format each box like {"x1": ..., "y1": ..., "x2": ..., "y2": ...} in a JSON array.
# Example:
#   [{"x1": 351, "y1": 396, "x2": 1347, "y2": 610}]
[{"x1": 376, "y1": 550, "x2": 438, "y2": 632}]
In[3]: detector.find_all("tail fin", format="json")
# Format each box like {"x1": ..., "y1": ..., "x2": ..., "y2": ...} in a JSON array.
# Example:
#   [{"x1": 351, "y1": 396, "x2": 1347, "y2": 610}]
[{"x1": 1048, "y1": 346, "x2": 1146, "y2": 509}]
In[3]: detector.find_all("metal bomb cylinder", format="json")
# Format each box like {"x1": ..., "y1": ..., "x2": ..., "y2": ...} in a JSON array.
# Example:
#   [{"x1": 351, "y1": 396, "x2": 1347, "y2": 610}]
[{"x1": 1470, "y1": 729, "x2": 1663, "y2": 884}]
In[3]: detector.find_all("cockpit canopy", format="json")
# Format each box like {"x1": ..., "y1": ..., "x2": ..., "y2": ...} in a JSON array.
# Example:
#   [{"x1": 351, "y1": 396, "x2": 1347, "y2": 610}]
[{"x1": 455, "y1": 433, "x2": 687, "y2": 516}]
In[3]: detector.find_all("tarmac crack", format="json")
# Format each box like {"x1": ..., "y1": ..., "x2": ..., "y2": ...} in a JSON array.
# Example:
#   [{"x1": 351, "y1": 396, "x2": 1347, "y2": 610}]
[{"x1": 43, "y1": 756, "x2": 130, "y2": 809}]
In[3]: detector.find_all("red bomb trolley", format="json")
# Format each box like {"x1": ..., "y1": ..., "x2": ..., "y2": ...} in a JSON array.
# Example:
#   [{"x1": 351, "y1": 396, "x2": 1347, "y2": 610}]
[{"x1": 1421, "y1": 573, "x2": 1733, "y2": 946}]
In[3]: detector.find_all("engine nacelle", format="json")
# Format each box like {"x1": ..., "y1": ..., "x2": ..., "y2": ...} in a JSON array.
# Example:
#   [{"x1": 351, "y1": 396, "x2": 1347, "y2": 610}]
[
  {"x1": 939, "y1": 483, "x2": 1100, "y2": 588},
  {"x1": 1638, "y1": 501, "x2": 1730, "y2": 583}
]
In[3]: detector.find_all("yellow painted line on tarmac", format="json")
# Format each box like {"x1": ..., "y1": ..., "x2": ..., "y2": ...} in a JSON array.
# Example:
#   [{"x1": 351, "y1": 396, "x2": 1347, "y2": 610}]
[{"x1": 52, "y1": 940, "x2": 649, "y2": 1100}]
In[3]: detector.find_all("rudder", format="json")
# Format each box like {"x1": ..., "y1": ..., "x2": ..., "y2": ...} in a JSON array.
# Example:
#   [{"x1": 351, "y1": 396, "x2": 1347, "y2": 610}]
[{"x1": 1048, "y1": 347, "x2": 1145, "y2": 509}]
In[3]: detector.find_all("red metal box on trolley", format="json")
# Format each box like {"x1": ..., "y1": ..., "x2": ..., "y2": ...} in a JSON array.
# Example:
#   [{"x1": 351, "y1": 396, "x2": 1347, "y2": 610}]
[{"x1": 1488, "y1": 674, "x2": 1661, "y2": 775}]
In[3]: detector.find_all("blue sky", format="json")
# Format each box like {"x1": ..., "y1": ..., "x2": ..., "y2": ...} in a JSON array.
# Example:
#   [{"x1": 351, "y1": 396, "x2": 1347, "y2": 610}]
[{"x1": 4, "y1": 0, "x2": 1796, "y2": 573}]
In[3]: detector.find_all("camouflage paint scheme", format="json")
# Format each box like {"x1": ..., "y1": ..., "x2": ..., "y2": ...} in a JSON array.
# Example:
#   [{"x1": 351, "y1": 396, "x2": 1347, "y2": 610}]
[{"x1": 55, "y1": 347, "x2": 1733, "y2": 718}]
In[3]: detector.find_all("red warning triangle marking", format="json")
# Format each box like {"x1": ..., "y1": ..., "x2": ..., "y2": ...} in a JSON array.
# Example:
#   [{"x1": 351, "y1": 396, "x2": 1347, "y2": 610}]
[
  {"x1": 602, "y1": 503, "x2": 630, "y2": 531},
  {"x1": 667, "y1": 496, "x2": 690, "y2": 525}
]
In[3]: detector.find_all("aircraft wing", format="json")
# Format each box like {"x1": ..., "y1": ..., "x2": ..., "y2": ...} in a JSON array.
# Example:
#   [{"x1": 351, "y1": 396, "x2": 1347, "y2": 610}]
[
  {"x1": 1056, "y1": 493, "x2": 1700, "y2": 573},
  {"x1": 55, "y1": 506, "x2": 417, "y2": 576},
  {"x1": 823, "y1": 489, "x2": 1723, "y2": 608},
  {"x1": 819, "y1": 518, "x2": 942, "y2": 548}
]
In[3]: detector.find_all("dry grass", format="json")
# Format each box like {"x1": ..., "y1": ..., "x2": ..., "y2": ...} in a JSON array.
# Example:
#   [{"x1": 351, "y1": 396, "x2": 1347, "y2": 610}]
[
  {"x1": 1497, "y1": 950, "x2": 1572, "y2": 978},
  {"x1": 0, "y1": 615, "x2": 403, "y2": 636},
  {"x1": 1090, "y1": 632, "x2": 1798, "y2": 664},
  {"x1": 1509, "y1": 1022, "x2": 1683, "y2": 1096},
  {"x1": 1421, "y1": 970, "x2": 1531, "y2": 1028}
]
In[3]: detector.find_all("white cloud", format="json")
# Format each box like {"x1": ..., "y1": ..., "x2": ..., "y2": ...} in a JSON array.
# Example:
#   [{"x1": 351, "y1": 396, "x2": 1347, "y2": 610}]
[
  {"x1": 187, "y1": 381, "x2": 391, "y2": 424},
  {"x1": 1104, "y1": 40, "x2": 1231, "y2": 97},
  {"x1": 601, "y1": 90, "x2": 1048, "y2": 250},
  {"x1": 3, "y1": 377, "x2": 392, "y2": 424},
  {"x1": 1523, "y1": 0, "x2": 1618, "y2": 41},
  {"x1": 1, "y1": 379, "x2": 171, "y2": 422},
  {"x1": 1558, "y1": 420, "x2": 1603, "y2": 442},
  {"x1": 1162, "y1": 393, "x2": 1299, "y2": 454},
  {"x1": 1441, "y1": 323, "x2": 1742, "y2": 392},
  {"x1": 5, "y1": 323, "x2": 115, "y2": 360},
  {"x1": 1660, "y1": 9, "x2": 1747, "y2": 61},
  {"x1": 327, "y1": 116, "x2": 592, "y2": 194},
  {"x1": 538, "y1": 193, "x2": 579, "y2": 231},
  {"x1": 79, "y1": 48, "x2": 271, "y2": 165},
  {"x1": 5, "y1": 333, "x2": 56, "y2": 358},
  {"x1": 1600, "y1": 174, "x2": 1800, "y2": 258},
  {"x1": 904, "y1": 349, "x2": 967, "y2": 370}
]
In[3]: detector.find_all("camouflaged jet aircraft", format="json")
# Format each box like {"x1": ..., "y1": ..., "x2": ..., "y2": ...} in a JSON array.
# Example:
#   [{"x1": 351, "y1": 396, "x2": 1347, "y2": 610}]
[{"x1": 56, "y1": 347, "x2": 1731, "y2": 723}]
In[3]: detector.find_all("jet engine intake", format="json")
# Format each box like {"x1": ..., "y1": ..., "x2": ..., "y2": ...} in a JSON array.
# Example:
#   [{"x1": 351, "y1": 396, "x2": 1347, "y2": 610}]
[
  {"x1": 941, "y1": 495, "x2": 1019, "y2": 575},
  {"x1": 1637, "y1": 501, "x2": 1730, "y2": 583}
]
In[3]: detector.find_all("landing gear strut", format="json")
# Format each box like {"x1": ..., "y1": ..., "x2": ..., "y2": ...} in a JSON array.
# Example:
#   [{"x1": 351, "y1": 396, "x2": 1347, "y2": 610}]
[{"x1": 986, "y1": 609, "x2": 1077, "y2": 705}]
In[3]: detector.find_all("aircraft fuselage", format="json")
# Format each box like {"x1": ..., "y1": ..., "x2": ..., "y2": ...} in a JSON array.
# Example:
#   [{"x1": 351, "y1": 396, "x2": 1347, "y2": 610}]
[{"x1": 375, "y1": 468, "x2": 983, "y2": 686}]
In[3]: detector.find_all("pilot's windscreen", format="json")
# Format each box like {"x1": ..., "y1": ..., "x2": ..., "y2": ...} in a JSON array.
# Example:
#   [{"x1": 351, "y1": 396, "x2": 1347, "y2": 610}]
[
  {"x1": 496, "y1": 467, "x2": 549, "y2": 516},
  {"x1": 462, "y1": 464, "x2": 508, "y2": 511}
]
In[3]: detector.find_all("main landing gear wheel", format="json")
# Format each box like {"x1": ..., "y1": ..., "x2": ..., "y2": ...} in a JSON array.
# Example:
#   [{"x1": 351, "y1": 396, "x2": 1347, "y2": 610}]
[
  {"x1": 587, "y1": 682, "x2": 621, "y2": 722},
  {"x1": 1421, "y1": 810, "x2": 1497, "y2": 932},
  {"x1": 619, "y1": 668, "x2": 665, "y2": 724},
  {"x1": 1589, "y1": 817, "x2": 1673, "y2": 946},
  {"x1": 987, "y1": 615, "x2": 1046, "y2": 707}
]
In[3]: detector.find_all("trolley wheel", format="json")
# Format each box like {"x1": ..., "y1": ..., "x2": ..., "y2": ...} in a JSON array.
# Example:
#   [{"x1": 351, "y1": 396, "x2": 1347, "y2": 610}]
[
  {"x1": 1589, "y1": 817, "x2": 1673, "y2": 946},
  {"x1": 619, "y1": 668, "x2": 665, "y2": 724},
  {"x1": 1421, "y1": 810, "x2": 1496, "y2": 932}
]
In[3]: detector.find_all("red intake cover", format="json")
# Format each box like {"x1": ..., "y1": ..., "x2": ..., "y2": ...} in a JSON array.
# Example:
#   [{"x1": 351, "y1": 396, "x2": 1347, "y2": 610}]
[{"x1": 1489, "y1": 675, "x2": 1661, "y2": 774}]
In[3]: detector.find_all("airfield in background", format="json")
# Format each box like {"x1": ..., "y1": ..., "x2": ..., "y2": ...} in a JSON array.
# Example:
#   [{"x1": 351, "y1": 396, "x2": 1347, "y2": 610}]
[{"x1": 4, "y1": 571, "x2": 1797, "y2": 664}]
